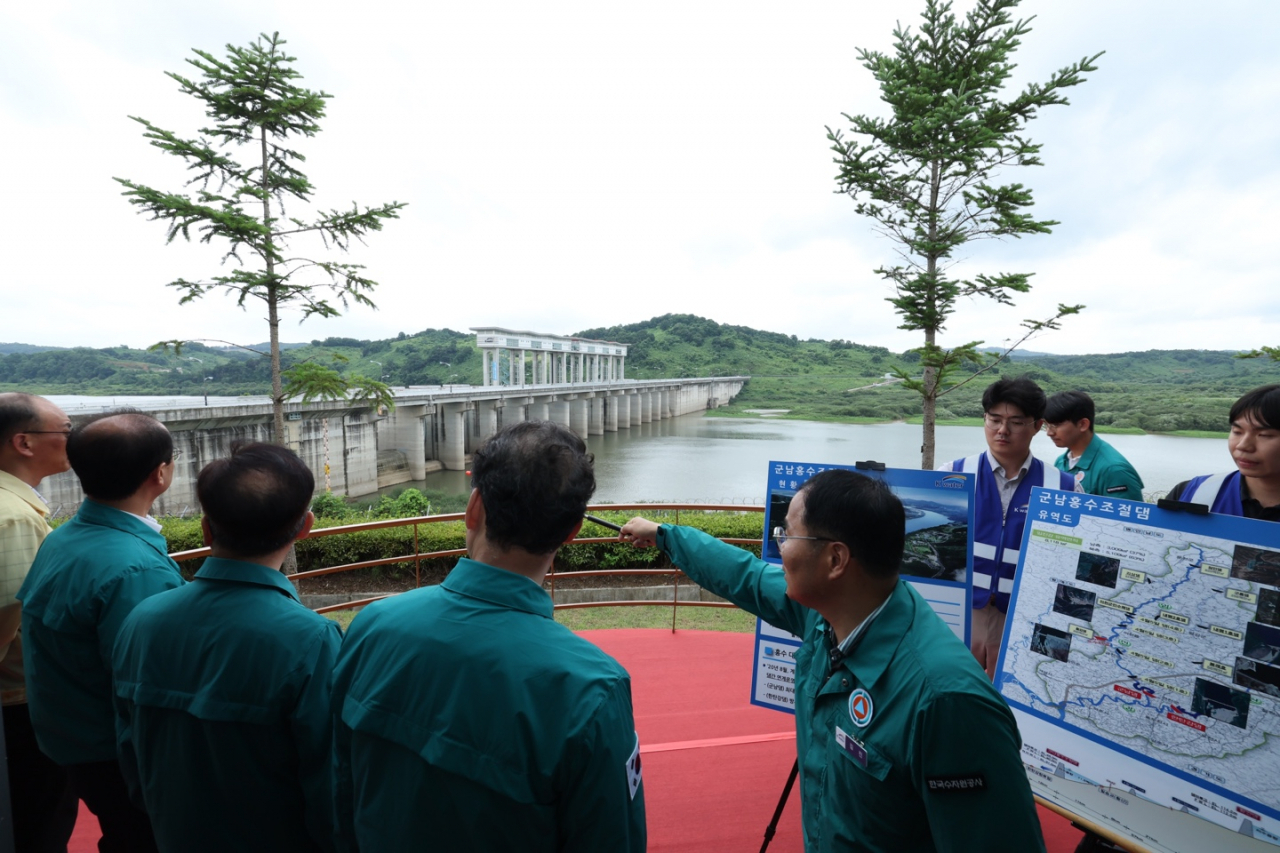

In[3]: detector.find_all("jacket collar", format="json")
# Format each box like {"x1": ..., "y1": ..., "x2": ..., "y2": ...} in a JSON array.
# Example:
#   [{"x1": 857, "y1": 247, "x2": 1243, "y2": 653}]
[
  {"x1": 836, "y1": 579, "x2": 913, "y2": 689},
  {"x1": 194, "y1": 556, "x2": 300, "y2": 601},
  {"x1": 1073, "y1": 434, "x2": 1104, "y2": 470},
  {"x1": 984, "y1": 450, "x2": 1033, "y2": 480},
  {"x1": 443, "y1": 557, "x2": 553, "y2": 619},
  {"x1": 0, "y1": 470, "x2": 48, "y2": 516},
  {"x1": 74, "y1": 499, "x2": 170, "y2": 559}
]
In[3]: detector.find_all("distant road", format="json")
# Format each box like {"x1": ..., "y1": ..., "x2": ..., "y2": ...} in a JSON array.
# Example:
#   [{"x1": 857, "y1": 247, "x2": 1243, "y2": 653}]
[{"x1": 845, "y1": 377, "x2": 905, "y2": 392}]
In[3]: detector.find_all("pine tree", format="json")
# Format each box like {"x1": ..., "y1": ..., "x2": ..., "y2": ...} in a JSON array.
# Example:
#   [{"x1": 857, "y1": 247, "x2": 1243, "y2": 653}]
[
  {"x1": 827, "y1": 0, "x2": 1100, "y2": 467},
  {"x1": 116, "y1": 32, "x2": 405, "y2": 442}
]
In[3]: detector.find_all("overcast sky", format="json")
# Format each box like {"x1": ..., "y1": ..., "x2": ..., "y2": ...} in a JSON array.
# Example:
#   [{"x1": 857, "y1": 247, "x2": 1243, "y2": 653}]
[{"x1": 4, "y1": 1, "x2": 1278, "y2": 356}]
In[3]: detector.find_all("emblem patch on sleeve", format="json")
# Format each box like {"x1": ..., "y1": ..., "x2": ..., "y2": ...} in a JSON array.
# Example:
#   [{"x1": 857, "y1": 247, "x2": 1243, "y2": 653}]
[
  {"x1": 627, "y1": 732, "x2": 643, "y2": 800},
  {"x1": 926, "y1": 774, "x2": 987, "y2": 793},
  {"x1": 1105, "y1": 485, "x2": 1128, "y2": 494}
]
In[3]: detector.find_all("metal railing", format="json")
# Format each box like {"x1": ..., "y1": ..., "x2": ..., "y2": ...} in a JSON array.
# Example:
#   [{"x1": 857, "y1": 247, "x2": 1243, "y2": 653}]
[{"x1": 170, "y1": 504, "x2": 766, "y2": 623}]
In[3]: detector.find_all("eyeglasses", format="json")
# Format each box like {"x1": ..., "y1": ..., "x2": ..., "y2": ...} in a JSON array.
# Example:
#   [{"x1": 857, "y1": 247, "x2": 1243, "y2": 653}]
[
  {"x1": 983, "y1": 414, "x2": 1036, "y2": 431},
  {"x1": 771, "y1": 526, "x2": 834, "y2": 546},
  {"x1": 170, "y1": 450, "x2": 183, "y2": 462},
  {"x1": 22, "y1": 430, "x2": 71, "y2": 437}
]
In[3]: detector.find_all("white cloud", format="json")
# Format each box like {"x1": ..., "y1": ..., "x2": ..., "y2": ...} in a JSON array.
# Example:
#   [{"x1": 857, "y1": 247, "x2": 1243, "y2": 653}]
[{"x1": 3, "y1": 0, "x2": 1278, "y2": 356}]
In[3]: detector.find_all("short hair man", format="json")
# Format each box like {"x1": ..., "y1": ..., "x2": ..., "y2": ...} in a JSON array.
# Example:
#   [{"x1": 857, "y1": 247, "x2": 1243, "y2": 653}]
[
  {"x1": 936, "y1": 376, "x2": 1078, "y2": 678},
  {"x1": 18, "y1": 411, "x2": 185, "y2": 853},
  {"x1": 113, "y1": 443, "x2": 341, "y2": 853},
  {"x1": 1044, "y1": 391, "x2": 1144, "y2": 500},
  {"x1": 622, "y1": 470, "x2": 1045, "y2": 852},
  {"x1": 1166, "y1": 384, "x2": 1280, "y2": 520},
  {"x1": 332, "y1": 421, "x2": 646, "y2": 851},
  {"x1": 0, "y1": 393, "x2": 78, "y2": 851}
]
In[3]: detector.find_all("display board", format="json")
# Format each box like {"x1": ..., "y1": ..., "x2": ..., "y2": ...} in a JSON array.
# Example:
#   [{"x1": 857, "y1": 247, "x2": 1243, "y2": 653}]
[
  {"x1": 750, "y1": 460, "x2": 975, "y2": 713},
  {"x1": 997, "y1": 487, "x2": 1280, "y2": 852}
]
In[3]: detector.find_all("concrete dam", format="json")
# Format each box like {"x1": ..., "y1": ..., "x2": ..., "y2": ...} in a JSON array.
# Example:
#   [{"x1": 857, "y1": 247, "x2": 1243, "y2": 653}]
[{"x1": 41, "y1": 376, "x2": 747, "y2": 517}]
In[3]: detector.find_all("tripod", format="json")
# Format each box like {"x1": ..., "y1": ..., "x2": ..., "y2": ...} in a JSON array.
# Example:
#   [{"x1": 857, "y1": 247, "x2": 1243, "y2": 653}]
[{"x1": 759, "y1": 759, "x2": 799, "y2": 853}]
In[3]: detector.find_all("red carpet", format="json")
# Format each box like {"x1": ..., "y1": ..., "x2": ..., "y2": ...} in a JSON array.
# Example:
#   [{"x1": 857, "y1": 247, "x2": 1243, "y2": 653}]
[
  {"x1": 67, "y1": 629, "x2": 1086, "y2": 852},
  {"x1": 585, "y1": 629, "x2": 1086, "y2": 853}
]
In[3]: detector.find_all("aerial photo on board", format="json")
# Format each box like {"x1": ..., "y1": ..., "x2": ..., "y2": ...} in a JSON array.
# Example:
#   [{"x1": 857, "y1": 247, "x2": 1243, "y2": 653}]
[{"x1": 892, "y1": 486, "x2": 969, "y2": 583}]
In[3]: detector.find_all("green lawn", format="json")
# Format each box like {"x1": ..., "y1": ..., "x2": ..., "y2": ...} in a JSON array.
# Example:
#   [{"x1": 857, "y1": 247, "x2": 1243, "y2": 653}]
[
  {"x1": 555, "y1": 605, "x2": 755, "y2": 632},
  {"x1": 325, "y1": 602, "x2": 756, "y2": 633}
]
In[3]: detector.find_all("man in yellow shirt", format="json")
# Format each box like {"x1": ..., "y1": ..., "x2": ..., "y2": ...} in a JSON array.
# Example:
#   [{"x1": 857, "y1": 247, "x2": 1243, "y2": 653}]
[{"x1": 0, "y1": 392, "x2": 77, "y2": 852}]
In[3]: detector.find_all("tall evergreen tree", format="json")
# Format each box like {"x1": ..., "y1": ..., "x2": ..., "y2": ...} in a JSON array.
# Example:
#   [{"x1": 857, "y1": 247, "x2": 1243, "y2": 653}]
[
  {"x1": 116, "y1": 32, "x2": 405, "y2": 442},
  {"x1": 827, "y1": 0, "x2": 1100, "y2": 467}
]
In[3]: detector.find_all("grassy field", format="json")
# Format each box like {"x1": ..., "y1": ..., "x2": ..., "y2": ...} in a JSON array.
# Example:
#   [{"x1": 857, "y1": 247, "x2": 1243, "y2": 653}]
[
  {"x1": 324, "y1": 602, "x2": 756, "y2": 633},
  {"x1": 554, "y1": 605, "x2": 755, "y2": 632}
]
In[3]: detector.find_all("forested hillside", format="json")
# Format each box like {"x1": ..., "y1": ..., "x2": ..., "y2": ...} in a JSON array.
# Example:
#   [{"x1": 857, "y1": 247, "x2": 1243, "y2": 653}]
[
  {"x1": 580, "y1": 315, "x2": 1276, "y2": 432},
  {"x1": 4, "y1": 315, "x2": 1275, "y2": 433},
  {"x1": 0, "y1": 330, "x2": 484, "y2": 397}
]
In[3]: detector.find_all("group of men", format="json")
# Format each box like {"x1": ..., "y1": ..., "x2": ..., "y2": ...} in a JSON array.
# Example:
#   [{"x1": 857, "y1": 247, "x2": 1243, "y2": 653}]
[
  {"x1": 1, "y1": 402, "x2": 645, "y2": 853},
  {"x1": 1, "y1": 376, "x2": 1276, "y2": 853}
]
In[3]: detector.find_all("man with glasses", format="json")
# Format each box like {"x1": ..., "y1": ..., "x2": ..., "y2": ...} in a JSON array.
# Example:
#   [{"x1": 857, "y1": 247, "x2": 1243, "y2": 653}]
[
  {"x1": 1043, "y1": 391, "x2": 1144, "y2": 501},
  {"x1": 0, "y1": 393, "x2": 78, "y2": 851},
  {"x1": 19, "y1": 411, "x2": 185, "y2": 853},
  {"x1": 937, "y1": 377, "x2": 1078, "y2": 679},
  {"x1": 621, "y1": 471, "x2": 1045, "y2": 852}
]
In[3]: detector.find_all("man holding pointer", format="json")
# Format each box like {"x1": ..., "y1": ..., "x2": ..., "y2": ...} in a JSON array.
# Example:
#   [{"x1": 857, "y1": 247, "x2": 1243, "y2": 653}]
[{"x1": 621, "y1": 470, "x2": 1044, "y2": 852}]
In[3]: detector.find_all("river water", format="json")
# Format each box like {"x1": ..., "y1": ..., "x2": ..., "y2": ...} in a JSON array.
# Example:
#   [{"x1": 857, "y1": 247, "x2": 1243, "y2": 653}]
[
  {"x1": 406, "y1": 415, "x2": 1231, "y2": 504},
  {"x1": 44, "y1": 395, "x2": 1230, "y2": 503}
]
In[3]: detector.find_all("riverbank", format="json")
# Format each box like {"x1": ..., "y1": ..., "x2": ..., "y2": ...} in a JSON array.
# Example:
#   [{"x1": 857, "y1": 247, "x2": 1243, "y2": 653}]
[{"x1": 706, "y1": 408, "x2": 1228, "y2": 439}]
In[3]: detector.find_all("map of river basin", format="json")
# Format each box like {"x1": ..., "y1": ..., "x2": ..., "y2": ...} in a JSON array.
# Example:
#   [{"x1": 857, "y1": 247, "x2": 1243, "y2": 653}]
[{"x1": 997, "y1": 488, "x2": 1280, "y2": 845}]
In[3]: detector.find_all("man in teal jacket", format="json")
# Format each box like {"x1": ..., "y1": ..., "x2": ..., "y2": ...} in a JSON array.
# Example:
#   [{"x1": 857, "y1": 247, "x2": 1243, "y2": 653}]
[
  {"x1": 19, "y1": 411, "x2": 184, "y2": 853},
  {"x1": 113, "y1": 442, "x2": 342, "y2": 853},
  {"x1": 1044, "y1": 391, "x2": 1144, "y2": 500},
  {"x1": 332, "y1": 421, "x2": 646, "y2": 852},
  {"x1": 622, "y1": 470, "x2": 1044, "y2": 853}
]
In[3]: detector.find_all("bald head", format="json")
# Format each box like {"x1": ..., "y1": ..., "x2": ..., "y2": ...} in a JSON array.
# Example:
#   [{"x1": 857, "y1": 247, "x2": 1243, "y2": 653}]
[
  {"x1": 68, "y1": 411, "x2": 173, "y2": 501},
  {"x1": 0, "y1": 392, "x2": 71, "y2": 485}
]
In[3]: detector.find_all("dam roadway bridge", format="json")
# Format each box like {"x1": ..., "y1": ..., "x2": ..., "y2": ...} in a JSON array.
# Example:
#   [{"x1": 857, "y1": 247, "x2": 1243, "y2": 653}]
[{"x1": 42, "y1": 377, "x2": 747, "y2": 516}]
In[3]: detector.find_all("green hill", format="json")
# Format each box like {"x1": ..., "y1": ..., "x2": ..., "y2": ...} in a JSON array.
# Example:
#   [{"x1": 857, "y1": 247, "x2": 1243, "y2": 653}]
[
  {"x1": 578, "y1": 315, "x2": 1277, "y2": 433},
  {"x1": 3, "y1": 316, "x2": 1275, "y2": 433}
]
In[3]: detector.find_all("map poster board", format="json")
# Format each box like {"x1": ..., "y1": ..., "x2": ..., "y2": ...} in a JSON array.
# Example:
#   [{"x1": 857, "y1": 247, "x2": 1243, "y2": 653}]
[
  {"x1": 750, "y1": 460, "x2": 975, "y2": 713},
  {"x1": 997, "y1": 487, "x2": 1280, "y2": 851}
]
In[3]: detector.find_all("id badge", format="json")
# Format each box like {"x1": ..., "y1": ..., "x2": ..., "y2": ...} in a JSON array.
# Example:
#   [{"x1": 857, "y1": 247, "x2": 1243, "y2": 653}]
[{"x1": 835, "y1": 725, "x2": 868, "y2": 768}]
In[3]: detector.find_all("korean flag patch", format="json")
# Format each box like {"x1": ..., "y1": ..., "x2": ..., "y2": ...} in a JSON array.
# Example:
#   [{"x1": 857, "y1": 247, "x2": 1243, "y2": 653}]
[{"x1": 627, "y1": 732, "x2": 643, "y2": 800}]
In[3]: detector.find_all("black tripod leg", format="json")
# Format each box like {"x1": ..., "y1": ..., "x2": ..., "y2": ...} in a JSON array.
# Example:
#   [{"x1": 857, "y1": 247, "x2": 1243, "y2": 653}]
[{"x1": 760, "y1": 759, "x2": 800, "y2": 853}]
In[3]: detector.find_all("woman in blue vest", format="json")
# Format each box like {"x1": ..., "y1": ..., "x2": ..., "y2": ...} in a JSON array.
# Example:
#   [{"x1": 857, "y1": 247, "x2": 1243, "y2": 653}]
[
  {"x1": 937, "y1": 376, "x2": 1079, "y2": 679},
  {"x1": 1166, "y1": 384, "x2": 1280, "y2": 522}
]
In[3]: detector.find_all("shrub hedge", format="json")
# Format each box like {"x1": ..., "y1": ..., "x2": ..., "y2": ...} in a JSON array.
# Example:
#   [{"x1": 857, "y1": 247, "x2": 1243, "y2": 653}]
[{"x1": 154, "y1": 497, "x2": 765, "y2": 583}]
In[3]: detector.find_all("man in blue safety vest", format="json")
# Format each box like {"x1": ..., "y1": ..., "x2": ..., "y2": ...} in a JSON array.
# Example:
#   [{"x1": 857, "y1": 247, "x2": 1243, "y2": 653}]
[
  {"x1": 937, "y1": 377, "x2": 1079, "y2": 679},
  {"x1": 1166, "y1": 384, "x2": 1280, "y2": 521}
]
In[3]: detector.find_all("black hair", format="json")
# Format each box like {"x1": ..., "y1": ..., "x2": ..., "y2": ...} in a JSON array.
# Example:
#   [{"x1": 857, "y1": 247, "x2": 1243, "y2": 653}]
[
  {"x1": 981, "y1": 376, "x2": 1047, "y2": 420},
  {"x1": 197, "y1": 442, "x2": 315, "y2": 557},
  {"x1": 1229, "y1": 384, "x2": 1280, "y2": 431},
  {"x1": 797, "y1": 469, "x2": 905, "y2": 579},
  {"x1": 0, "y1": 393, "x2": 40, "y2": 446},
  {"x1": 1044, "y1": 391, "x2": 1095, "y2": 429},
  {"x1": 68, "y1": 411, "x2": 172, "y2": 500},
  {"x1": 470, "y1": 421, "x2": 596, "y2": 555}
]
